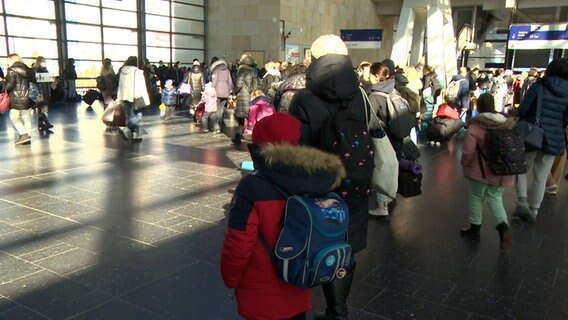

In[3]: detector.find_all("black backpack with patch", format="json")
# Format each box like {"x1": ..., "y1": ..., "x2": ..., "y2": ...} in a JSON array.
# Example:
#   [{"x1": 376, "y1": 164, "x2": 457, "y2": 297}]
[{"x1": 319, "y1": 95, "x2": 374, "y2": 198}]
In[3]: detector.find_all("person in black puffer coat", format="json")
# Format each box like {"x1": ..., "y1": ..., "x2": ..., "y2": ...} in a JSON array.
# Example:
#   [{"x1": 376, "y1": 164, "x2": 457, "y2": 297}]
[
  {"x1": 33, "y1": 56, "x2": 54, "y2": 132},
  {"x1": 4, "y1": 54, "x2": 35, "y2": 145},
  {"x1": 514, "y1": 58, "x2": 568, "y2": 223},
  {"x1": 232, "y1": 54, "x2": 260, "y2": 144},
  {"x1": 289, "y1": 34, "x2": 371, "y2": 320}
]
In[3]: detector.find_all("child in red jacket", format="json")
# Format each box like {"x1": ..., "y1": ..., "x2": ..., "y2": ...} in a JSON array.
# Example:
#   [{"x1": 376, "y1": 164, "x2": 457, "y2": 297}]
[{"x1": 221, "y1": 113, "x2": 345, "y2": 320}]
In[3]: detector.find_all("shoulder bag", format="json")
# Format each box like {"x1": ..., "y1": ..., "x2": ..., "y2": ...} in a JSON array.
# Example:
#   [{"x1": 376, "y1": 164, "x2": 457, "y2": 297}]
[
  {"x1": 362, "y1": 88, "x2": 399, "y2": 199},
  {"x1": 514, "y1": 84, "x2": 544, "y2": 151},
  {"x1": 133, "y1": 70, "x2": 147, "y2": 110},
  {"x1": 0, "y1": 92, "x2": 10, "y2": 113}
]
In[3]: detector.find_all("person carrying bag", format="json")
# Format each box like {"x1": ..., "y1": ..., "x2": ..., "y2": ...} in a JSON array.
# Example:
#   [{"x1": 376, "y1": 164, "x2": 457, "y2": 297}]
[{"x1": 116, "y1": 56, "x2": 150, "y2": 142}]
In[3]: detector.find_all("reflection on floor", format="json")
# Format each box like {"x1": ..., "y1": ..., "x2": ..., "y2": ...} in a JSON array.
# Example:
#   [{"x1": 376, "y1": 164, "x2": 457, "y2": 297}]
[{"x1": 0, "y1": 102, "x2": 567, "y2": 320}]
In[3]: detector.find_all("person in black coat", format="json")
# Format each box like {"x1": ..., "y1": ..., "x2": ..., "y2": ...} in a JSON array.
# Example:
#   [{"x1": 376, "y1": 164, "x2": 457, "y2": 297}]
[
  {"x1": 515, "y1": 58, "x2": 568, "y2": 222},
  {"x1": 4, "y1": 54, "x2": 35, "y2": 145},
  {"x1": 289, "y1": 34, "x2": 371, "y2": 320},
  {"x1": 232, "y1": 54, "x2": 260, "y2": 144},
  {"x1": 33, "y1": 56, "x2": 53, "y2": 132}
]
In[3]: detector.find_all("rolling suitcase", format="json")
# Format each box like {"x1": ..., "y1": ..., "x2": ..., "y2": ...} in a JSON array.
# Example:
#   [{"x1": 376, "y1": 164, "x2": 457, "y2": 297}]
[{"x1": 426, "y1": 118, "x2": 464, "y2": 143}]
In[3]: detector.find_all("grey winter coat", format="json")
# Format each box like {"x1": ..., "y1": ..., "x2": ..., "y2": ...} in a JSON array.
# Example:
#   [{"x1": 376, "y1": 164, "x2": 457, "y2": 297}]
[{"x1": 276, "y1": 73, "x2": 306, "y2": 113}]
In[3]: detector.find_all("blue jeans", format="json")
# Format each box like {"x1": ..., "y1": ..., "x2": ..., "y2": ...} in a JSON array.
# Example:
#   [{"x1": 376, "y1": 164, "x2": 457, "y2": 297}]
[{"x1": 123, "y1": 101, "x2": 141, "y2": 132}]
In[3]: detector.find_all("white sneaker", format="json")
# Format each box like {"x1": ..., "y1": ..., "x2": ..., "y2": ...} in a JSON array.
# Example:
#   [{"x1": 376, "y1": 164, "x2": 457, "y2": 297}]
[
  {"x1": 369, "y1": 201, "x2": 389, "y2": 217},
  {"x1": 545, "y1": 185, "x2": 558, "y2": 195}
]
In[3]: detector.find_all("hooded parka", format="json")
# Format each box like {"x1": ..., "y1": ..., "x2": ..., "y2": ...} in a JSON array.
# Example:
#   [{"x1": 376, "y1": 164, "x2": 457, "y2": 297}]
[{"x1": 221, "y1": 144, "x2": 345, "y2": 320}]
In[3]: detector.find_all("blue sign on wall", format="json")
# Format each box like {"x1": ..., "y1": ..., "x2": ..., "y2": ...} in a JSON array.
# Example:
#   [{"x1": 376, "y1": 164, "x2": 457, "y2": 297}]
[
  {"x1": 340, "y1": 29, "x2": 383, "y2": 49},
  {"x1": 509, "y1": 24, "x2": 568, "y2": 49}
]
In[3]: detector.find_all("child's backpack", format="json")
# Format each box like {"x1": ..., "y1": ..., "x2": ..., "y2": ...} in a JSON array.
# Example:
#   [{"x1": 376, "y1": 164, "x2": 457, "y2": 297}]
[
  {"x1": 259, "y1": 178, "x2": 353, "y2": 288},
  {"x1": 478, "y1": 129, "x2": 527, "y2": 177},
  {"x1": 318, "y1": 97, "x2": 374, "y2": 198},
  {"x1": 445, "y1": 79, "x2": 465, "y2": 104},
  {"x1": 373, "y1": 90, "x2": 416, "y2": 140}
]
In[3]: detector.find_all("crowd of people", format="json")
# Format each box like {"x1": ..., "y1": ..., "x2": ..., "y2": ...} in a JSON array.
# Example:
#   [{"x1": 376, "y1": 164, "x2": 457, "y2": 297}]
[{"x1": 2, "y1": 34, "x2": 567, "y2": 320}]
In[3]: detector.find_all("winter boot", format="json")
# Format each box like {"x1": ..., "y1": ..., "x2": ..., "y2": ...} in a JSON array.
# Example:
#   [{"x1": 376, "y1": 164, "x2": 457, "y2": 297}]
[
  {"x1": 496, "y1": 222, "x2": 512, "y2": 252},
  {"x1": 314, "y1": 265, "x2": 355, "y2": 320},
  {"x1": 460, "y1": 223, "x2": 481, "y2": 240}
]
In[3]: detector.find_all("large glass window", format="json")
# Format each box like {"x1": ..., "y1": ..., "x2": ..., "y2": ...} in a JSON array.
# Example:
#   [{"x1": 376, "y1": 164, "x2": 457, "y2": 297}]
[
  {"x1": 145, "y1": 0, "x2": 170, "y2": 16},
  {"x1": 102, "y1": 8, "x2": 137, "y2": 28},
  {"x1": 172, "y1": 18, "x2": 203, "y2": 34},
  {"x1": 146, "y1": 14, "x2": 170, "y2": 32},
  {"x1": 0, "y1": 0, "x2": 206, "y2": 87},
  {"x1": 65, "y1": 3, "x2": 101, "y2": 24},
  {"x1": 172, "y1": 3, "x2": 204, "y2": 21},
  {"x1": 4, "y1": 0, "x2": 56, "y2": 19},
  {"x1": 8, "y1": 38, "x2": 59, "y2": 59},
  {"x1": 67, "y1": 24, "x2": 102, "y2": 42},
  {"x1": 7, "y1": 17, "x2": 57, "y2": 39},
  {"x1": 104, "y1": 27, "x2": 138, "y2": 45}
]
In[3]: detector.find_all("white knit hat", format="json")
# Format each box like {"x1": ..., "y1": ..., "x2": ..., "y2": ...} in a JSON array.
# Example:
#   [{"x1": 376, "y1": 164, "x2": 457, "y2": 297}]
[{"x1": 310, "y1": 34, "x2": 348, "y2": 59}]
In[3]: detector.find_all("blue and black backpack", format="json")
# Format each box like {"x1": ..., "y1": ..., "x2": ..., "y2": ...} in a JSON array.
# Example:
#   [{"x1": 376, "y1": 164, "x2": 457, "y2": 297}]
[{"x1": 259, "y1": 179, "x2": 353, "y2": 288}]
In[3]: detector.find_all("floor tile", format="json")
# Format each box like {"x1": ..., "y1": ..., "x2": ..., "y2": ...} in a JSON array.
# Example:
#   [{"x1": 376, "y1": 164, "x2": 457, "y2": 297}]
[{"x1": 69, "y1": 299, "x2": 167, "y2": 320}]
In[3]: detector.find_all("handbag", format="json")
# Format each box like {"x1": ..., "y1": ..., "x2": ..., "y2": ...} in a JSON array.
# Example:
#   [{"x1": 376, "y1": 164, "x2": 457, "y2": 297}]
[
  {"x1": 29, "y1": 82, "x2": 45, "y2": 104},
  {"x1": 514, "y1": 85, "x2": 544, "y2": 151},
  {"x1": 362, "y1": 88, "x2": 399, "y2": 199},
  {"x1": 179, "y1": 82, "x2": 191, "y2": 95},
  {"x1": 0, "y1": 92, "x2": 10, "y2": 113},
  {"x1": 133, "y1": 70, "x2": 148, "y2": 110}
]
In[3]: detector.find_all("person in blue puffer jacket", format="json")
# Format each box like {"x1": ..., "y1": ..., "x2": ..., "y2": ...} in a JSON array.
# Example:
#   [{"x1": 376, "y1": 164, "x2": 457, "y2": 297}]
[
  {"x1": 161, "y1": 79, "x2": 178, "y2": 121},
  {"x1": 515, "y1": 58, "x2": 568, "y2": 222}
]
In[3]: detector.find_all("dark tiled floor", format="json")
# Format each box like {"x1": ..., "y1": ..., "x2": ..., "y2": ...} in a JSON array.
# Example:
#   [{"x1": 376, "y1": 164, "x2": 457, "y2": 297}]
[{"x1": 0, "y1": 102, "x2": 567, "y2": 320}]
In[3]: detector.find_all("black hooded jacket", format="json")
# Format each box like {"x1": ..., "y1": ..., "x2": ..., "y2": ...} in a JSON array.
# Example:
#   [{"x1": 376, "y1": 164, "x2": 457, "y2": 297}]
[
  {"x1": 289, "y1": 54, "x2": 366, "y2": 145},
  {"x1": 288, "y1": 54, "x2": 371, "y2": 253},
  {"x1": 4, "y1": 62, "x2": 35, "y2": 110}
]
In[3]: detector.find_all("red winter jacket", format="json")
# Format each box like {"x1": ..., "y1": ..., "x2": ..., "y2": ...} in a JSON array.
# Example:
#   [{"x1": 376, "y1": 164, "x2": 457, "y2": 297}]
[{"x1": 221, "y1": 144, "x2": 345, "y2": 320}]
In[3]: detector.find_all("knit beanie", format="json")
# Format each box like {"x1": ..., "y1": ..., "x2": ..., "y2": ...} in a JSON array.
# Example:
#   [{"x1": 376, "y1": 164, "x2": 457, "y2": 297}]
[
  {"x1": 252, "y1": 113, "x2": 301, "y2": 146},
  {"x1": 311, "y1": 34, "x2": 348, "y2": 60}
]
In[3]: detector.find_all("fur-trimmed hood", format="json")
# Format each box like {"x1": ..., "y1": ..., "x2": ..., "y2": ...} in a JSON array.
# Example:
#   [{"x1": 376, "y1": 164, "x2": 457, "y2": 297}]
[
  {"x1": 469, "y1": 112, "x2": 515, "y2": 130},
  {"x1": 251, "y1": 144, "x2": 346, "y2": 194}
]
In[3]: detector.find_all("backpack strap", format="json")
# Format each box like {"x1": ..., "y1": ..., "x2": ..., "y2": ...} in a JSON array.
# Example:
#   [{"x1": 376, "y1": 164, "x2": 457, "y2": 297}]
[
  {"x1": 373, "y1": 91, "x2": 394, "y2": 127},
  {"x1": 253, "y1": 172, "x2": 287, "y2": 261}
]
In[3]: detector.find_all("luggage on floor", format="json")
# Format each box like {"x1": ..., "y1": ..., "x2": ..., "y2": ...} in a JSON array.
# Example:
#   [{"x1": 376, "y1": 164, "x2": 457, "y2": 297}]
[
  {"x1": 425, "y1": 118, "x2": 464, "y2": 143},
  {"x1": 398, "y1": 171, "x2": 422, "y2": 197},
  {"x1": 436, "y1": 103, "x2": 460, "y2": 120},
  {"x1": 83, "y1": 89, "x2": 100, "y2": 105},
  {"x1": 402, "y1": 137, "x2": 420, "y2": 160}
]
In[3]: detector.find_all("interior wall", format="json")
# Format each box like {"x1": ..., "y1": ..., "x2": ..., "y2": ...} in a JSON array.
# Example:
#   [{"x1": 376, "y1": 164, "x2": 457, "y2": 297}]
[
  {"x1": 206, "y1": 0, "x2": 280, "y2": 66},
  {"x1": 206, "y1": 0, "x2": 394, "y2": 67},
  {"x1": 280, "y1": 0, "x2": 394, "y2": 66}
]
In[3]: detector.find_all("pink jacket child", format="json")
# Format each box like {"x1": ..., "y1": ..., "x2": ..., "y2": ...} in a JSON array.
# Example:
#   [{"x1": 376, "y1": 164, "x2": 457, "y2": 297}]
[
  {"x1": 461, "y1": 112, "x2": 515, "y2": 187},
  {"x1": 200, "y1": 83, "x2": 217, "y2": 113},
  {"x1": 245, "y1": 95, "x2": 275, "y2": 135}
]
